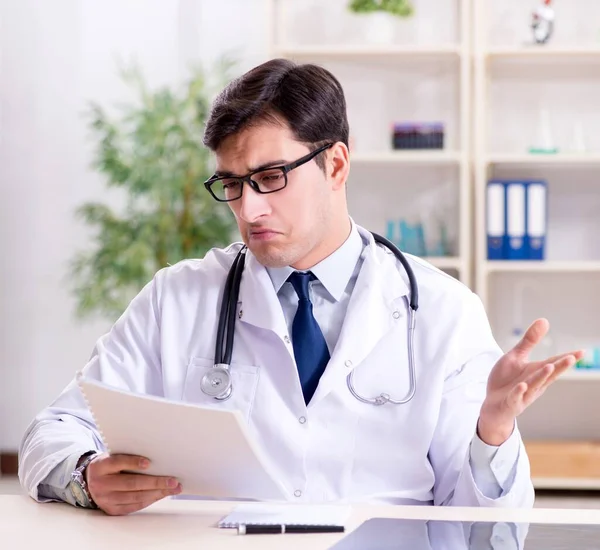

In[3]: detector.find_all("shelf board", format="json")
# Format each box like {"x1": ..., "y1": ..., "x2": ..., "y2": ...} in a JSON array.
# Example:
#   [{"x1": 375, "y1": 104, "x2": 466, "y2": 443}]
[
  {"x1": 487, "y1": 46, "x2": 600, "y2": 60},
  {"x1": 486, "y1": 153, "x2": 600, "y2": 166},
  {"x1": 275, "y1": 44, "x2": 462, "y2": 60},
  {"x1": 352, "y1": 150, "x2": 462, "y2": 165},
  {"x1": 560, "y1": 369, "x2": 600, "y2": 382},
  {"x1": 485, "y1": 261, "x2": 600, "y2": 273},
  {"x1": 420, "y1": 256, "x2": 463, "y2": 271},
  {"x1": 533, "y1": 477, "x2": 600, "y2": 490}
]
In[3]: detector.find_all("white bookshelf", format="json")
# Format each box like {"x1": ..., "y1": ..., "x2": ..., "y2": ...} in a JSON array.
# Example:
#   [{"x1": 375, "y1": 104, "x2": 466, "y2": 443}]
[
  {"x1": 474, "y1": 0, "x2": 600, "y2": 490},
  {"x1": 269, "y1": 0, "x2": 473, "y2": 287}
]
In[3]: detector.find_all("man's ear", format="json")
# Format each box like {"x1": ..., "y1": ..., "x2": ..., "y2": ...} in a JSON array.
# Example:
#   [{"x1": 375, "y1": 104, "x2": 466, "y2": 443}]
[{"x1": 328, "y1": 142, "x2": 350, "y2": 191}]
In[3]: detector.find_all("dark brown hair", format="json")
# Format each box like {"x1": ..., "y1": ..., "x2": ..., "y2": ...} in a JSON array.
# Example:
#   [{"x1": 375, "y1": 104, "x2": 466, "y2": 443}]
[{"x1": 202, "y1": 58, "x2": 349, "y2": 169}]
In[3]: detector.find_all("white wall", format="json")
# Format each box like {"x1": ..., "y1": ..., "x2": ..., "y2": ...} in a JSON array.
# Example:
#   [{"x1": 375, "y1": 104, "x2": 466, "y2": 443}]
[
  {"x1": 0, "y1": 0, "x2": 269, "y2": 450},
  {"x1": 4, "y1": 0, "x2": 599, "y2": 452}
]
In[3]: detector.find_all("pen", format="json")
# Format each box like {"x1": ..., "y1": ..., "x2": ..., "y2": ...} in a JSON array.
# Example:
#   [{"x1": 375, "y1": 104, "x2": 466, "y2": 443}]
[{"x1": 237, "y1": 524, "x2": 345, "y2": 535}]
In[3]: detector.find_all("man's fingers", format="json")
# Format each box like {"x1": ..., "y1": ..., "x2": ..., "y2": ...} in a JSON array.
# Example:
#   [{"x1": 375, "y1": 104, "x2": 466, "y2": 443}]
[
  {"x1": 526, "y1": 355, "x2": 575, "y2": 396},
  {"x1": 92, "y1": 454, "x2": 150, "y2": 476},
  {"x1": 546, "y1": 354, "x2": 577, "y2": 384},
  {"x1": 529, "y1": 350, "x2": 584, "y2": 371},
  {"x1": 97, "y1": 485, "x2": 182, "y2": 515},
  {"x1": 512, "y1": 318, "x2": 550, "y2": 357},
  {"x1": 106, "y1": 486, "x2": 181, "y2": 506},
  {"x1": 522, "y1": 360, "x2": 573, "y2": 405},
  {"x1": 507, "y1": 365, "x2": 552, "y2": 409},
  {"x1": 507, "y1": 381, "x2": 527, "y2": 408},
  {"x1": 103, "y1": 494, "x2": 169, "y2": 516},
  {"x1": 101, "y1": 473, "x2": 179, "y2": 492}
]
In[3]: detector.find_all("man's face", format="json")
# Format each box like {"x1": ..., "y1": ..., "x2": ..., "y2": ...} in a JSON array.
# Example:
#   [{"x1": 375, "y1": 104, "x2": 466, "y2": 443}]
[{"x1": 215, "y1": 122, "x2": 337, "y2": 269}]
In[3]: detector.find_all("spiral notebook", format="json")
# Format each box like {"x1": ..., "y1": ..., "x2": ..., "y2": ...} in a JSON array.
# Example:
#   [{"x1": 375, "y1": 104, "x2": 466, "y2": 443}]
[
  {"x1": 218, "y1": 503, "x2": 351, "y2": 528},
  {"x1": 77, "y1": 374, "x2": 287, "y2": 501}
]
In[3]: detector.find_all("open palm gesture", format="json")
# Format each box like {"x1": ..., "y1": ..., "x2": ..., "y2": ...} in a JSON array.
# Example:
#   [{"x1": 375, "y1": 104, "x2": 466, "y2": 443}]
[{"x1": 478, "y1": 318, "x2": 584, "y2": 445}]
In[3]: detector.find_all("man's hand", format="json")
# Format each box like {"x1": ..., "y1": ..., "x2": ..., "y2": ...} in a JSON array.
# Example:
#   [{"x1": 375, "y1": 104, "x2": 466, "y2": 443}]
[
  {"x1": 86, "y1": 453, "x2": 182, "y2": 516},
  {"x1": 478, "y1": 318, "x2": 584, "y2": 446}
]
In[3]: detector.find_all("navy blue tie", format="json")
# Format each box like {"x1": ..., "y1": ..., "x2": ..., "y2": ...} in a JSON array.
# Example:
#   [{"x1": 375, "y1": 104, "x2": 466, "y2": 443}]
[{"x1": 288, "y1": 271, "x2": 330, "y2": 404}]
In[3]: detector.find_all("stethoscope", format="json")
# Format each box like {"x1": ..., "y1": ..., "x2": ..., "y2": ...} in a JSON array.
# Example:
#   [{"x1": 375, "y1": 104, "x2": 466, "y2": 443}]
[{"x1": 200, "y1": 232, "x2": 418, "y2": 406}]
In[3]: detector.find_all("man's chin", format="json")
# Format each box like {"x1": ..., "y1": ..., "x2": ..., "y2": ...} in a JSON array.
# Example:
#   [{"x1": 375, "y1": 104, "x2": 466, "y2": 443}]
[{"x1": 248, "y1": 243, "x2": 293, "y2": 269}]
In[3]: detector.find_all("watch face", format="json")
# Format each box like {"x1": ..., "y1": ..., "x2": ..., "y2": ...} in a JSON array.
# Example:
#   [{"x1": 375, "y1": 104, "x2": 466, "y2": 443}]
[{"x1": 69, "y1": 480, "x2": 89, "y2": 507}]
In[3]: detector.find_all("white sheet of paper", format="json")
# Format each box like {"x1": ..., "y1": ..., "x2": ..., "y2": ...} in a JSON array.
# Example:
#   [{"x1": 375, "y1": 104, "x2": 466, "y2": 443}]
[
  {"x1": 77, "y1": 375, "x2": 287, "y2": 501},
  {"x1": 218, "y1": 503, "x2": 351, "y2": 528}
]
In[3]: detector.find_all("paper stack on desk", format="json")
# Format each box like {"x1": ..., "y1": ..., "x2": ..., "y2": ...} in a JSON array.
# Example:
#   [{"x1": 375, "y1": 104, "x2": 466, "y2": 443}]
[{"x1": 77, "y1": 375, "x2": 287, "y2": 501}]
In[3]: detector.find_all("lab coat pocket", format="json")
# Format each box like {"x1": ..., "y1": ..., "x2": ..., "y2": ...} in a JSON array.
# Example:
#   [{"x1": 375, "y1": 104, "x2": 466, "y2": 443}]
[{"x1": 182, "y1": 357, "x2": 260, "y2": 423}]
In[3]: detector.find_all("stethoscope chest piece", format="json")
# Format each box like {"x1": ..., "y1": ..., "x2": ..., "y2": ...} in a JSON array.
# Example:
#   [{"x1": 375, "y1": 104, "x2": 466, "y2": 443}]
[{"x1": 200, "y1": 364, "x2": 233, "y2": 400}]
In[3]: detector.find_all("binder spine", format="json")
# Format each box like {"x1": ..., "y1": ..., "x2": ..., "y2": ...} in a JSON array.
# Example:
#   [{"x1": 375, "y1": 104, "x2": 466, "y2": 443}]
[
  {"x1": 506, "y1": 182, "x2": 527, "y2": 260},
  {"x1": 526, "y1": 180, "x2": 547, "y2": 261},
  {"x1": 486, "y1": 181, "x2": 506, "y2": 260}
]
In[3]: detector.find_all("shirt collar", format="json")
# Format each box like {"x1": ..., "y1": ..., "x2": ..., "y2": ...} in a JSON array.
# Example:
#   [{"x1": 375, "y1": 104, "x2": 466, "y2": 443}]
[{"x1": 266, "y1": 218, "x2": 363, "y2": 302}]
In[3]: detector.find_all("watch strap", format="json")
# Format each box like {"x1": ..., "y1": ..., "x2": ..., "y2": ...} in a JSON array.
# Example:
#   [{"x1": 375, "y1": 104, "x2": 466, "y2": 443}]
[{"x1": 72, "y1": 451, "x2": 99, "y2": 508}]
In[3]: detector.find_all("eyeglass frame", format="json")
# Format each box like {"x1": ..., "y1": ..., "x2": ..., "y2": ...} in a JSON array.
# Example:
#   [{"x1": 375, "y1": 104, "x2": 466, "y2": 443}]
[{"x1": 203, "y1": 142, "x2": 334, "y2": 202}]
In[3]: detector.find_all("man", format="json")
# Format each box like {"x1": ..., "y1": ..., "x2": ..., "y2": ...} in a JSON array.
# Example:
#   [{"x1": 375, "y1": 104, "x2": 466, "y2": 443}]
[{"x1": 19, "y1": 58, "x2": 581, "y2": 516}]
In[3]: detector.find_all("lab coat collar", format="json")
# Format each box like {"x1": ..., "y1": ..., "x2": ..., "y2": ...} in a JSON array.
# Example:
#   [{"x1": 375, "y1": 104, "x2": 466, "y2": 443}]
[
  {"x1": 265, "y1": 218, "x2": 363, "y2": 302},
  {"x1": 309, "y1": 227, "x2": 411, "y2": 407},
  {"x1": 237, "y1": 250, "x2": 289, "y2": 336}
]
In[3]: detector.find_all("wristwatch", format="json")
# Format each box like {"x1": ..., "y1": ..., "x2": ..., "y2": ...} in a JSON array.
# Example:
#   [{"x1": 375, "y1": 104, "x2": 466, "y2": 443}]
[{"x1": 68, "y1": 451, "x2": 98, "y2": 509}]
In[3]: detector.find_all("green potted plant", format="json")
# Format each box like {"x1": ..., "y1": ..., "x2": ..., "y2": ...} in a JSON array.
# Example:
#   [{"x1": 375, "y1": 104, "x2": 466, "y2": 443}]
[
  {"x1": 69, "y1": 62, "x2": 237, "y2": 321},
  {"x1": 348, "y1": 0, "x2": 414, "y2": 44}
]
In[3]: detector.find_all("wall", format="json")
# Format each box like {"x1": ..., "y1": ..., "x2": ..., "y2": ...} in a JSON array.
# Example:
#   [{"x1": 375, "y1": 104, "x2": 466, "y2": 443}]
[
  {"x1": 0, "y1": 0, "x2": 269, "y2": 450},
  {"x1": 4, "y1": 0, "x2": 599, "y2": 453}
]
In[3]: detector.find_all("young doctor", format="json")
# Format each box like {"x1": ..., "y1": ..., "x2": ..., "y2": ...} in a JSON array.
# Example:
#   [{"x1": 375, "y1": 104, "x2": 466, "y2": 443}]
[{"x1": 19, "y1": 59, "x2": 582, "y2": 516}]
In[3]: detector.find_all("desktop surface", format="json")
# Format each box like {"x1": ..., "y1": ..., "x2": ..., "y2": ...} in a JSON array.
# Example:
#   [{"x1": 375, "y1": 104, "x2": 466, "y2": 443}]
[
  {"x1": 329, "y1": 517, "x2": 600, "y2": 550},
  {"x1": 3, "y1": 495, "x2": 600, "y2": 550}
]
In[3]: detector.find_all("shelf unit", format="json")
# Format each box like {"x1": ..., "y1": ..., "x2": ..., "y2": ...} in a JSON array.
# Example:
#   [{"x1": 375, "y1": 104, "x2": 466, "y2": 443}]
[
  {"x1": 267, "y1": 0, "x2": 600, "y2": 492},
  {"x1": 473, "y1": 1, "x2": 600, "y2": 490},
  {"x1": 268, "y1": 0, "x2": 473, "y2": 287}
]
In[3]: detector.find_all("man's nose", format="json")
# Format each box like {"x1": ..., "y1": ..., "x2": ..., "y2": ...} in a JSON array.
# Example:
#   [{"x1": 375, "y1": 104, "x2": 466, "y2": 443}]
[{"x1": 238, "y1": 181, "x2": 270, "y2": 223}]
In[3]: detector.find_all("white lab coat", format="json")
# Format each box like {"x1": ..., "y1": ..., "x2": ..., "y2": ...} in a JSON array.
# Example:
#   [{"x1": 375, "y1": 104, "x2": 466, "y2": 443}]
[{"x1": 19, "y1": 226, "x2": 534, "y2": 507}]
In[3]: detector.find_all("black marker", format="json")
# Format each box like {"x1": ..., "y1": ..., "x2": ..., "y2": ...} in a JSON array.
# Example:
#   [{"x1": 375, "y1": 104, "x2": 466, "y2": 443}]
[{"x1": 237, "y1": 524, "x2": 345, "y2": 535}]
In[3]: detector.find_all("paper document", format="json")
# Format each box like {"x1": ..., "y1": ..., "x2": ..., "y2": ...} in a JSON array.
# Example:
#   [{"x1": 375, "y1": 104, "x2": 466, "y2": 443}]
[
  {"x1": 77, "y1": 375, "x2": 286, "y2": 501},
  {"x1": 218, "y1": 503, "x2": 351, "y2": 528}
]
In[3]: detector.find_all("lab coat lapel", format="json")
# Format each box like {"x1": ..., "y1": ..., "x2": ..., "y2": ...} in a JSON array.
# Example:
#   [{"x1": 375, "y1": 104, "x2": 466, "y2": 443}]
[
  {"x1": 237, "y1": 251, "x2": 288, "y2": 336},
  {"x1": 309, "y1": 237, "x2": 410, "y2": 406}
]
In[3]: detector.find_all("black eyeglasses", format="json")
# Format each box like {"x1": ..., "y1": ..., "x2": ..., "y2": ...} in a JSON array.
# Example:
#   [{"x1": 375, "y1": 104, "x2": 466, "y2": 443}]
[{"x1": 204, "y1": 142, "x2": 334, "y2": 202}]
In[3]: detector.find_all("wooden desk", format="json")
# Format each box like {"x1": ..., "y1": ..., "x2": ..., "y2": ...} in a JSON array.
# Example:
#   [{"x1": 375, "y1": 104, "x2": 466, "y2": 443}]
[{"x1": 3, "y1": 495, "x2": 600, "y2": 549}]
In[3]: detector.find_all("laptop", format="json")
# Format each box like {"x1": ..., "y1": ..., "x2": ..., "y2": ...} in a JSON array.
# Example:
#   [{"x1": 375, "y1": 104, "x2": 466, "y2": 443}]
[{"x1": 328, "y1": 517, "x2": 600, "y2": 549}]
